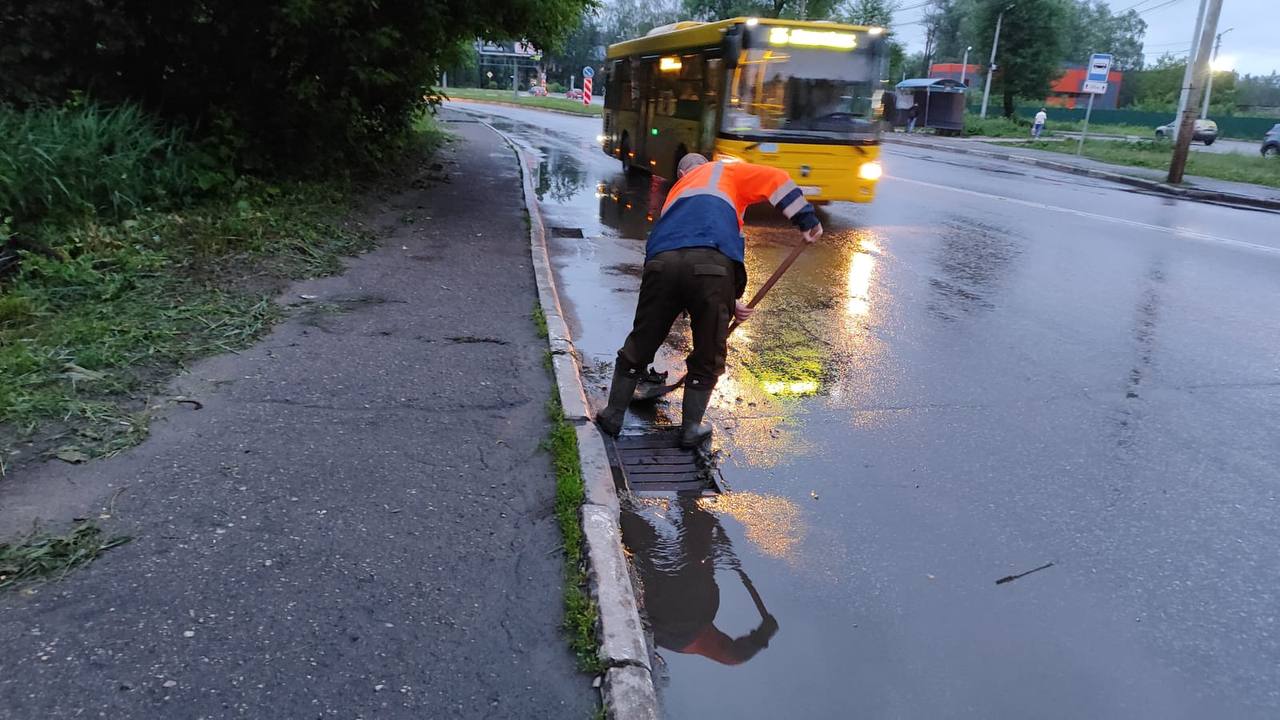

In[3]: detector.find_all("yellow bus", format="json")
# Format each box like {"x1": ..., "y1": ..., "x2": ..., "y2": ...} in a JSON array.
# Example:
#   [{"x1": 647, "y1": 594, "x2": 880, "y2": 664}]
[{"x1": 601, "y1": 17, "x2": 888, "y2": 203}]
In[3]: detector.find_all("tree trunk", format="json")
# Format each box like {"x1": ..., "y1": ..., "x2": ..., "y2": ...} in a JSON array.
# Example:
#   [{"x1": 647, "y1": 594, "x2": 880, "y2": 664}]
[{"x1": 1002, "y1": 88, "x2": 1015, "y2": 118}]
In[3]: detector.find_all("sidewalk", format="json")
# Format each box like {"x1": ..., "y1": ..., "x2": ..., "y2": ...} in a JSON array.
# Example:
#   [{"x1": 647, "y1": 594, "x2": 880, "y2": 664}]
[
  {"x1": 885, "y1": 133, "x2": 1280, "y2": 211},
  {"x1": 0, "y1": 120, "x2": 593, "y2": 718}
]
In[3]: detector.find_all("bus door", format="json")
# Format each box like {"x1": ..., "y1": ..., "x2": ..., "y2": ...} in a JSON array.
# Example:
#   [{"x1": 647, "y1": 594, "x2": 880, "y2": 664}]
[{"x1": 639, "y1": 57, "x2": 657, "y2": 165}]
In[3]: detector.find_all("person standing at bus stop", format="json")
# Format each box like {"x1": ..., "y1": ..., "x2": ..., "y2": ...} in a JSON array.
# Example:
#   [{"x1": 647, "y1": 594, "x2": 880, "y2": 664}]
[
  {"x1": 1032, "y1": 107, "x2": 1048, "y2": 139},
  {"x1": 907, "y1": 103, "x2": 919, "y2": 133},
  {"x1": 595, "y1": 153, "x2": 824, "y2": 448}
]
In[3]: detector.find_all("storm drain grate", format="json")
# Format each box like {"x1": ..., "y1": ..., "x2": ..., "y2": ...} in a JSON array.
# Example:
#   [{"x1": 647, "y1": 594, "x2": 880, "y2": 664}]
[
  {"x1": 607, "y1": 429, "x2": 724, "y2": 496},
  {"x1": 550, "y1": 226, "x2": 585, "y2": 238}
]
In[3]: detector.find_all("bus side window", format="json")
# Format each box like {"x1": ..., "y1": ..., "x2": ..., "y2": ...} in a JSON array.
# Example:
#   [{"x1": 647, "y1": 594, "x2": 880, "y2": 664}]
[{"x1": 701, "y1": 57, "x2": 724, "y2": 153}]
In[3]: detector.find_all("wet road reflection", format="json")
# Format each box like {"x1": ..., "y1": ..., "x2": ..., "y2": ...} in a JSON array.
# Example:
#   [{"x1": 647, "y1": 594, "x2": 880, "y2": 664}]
[
  {"x1": 446, "y1": 102, "x2": 1280, "y2": 719},
  {"x1": 622, "y1": 499, "x2": 781, "y2": 667}
]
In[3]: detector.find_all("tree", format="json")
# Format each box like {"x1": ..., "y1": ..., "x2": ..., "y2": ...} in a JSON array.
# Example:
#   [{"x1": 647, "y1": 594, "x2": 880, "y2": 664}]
[
  {"x1": 605, "y1": 0, "x2": 684, "y2": 45},
  {"x1": 972, "y1": 0, "x2": 1066, "y2": 117},
  {"x1": 683, "y1": 0, "x2": 842, "y2": 19},
  {"x1": 546, "y1": 13, "x2": 605, "y2": 87},
  {"x1": 842, "y1": 0, "x2": 899, "y2": 27},
  {"x1": 0, "y1": 0, "x2": 594, "y2": 168},
  {"x1": 1060, "y1": 1, "x2": 1146, "y2": 71}
]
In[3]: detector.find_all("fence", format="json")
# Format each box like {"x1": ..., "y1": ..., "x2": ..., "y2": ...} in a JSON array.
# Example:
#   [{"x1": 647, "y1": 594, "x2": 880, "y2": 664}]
[{"x1": 968, "y1": 104, "x2": 1277, "y2": 140}]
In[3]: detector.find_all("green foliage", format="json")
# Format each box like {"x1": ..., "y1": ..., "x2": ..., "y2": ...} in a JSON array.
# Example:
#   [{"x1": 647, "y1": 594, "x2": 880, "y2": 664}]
[
  {"x1": 0, "y1": 177, "x2": 373, "y2": 455},
  {"x1": 1, "y1": 0, "x2": 592, "y2": 169},
  {"x1": 1059, "y1": 1, "x2": 1146, "y2": 71},
  {"x1": 973, "y1": 0, "x2": 1067, "y2": 117},
  {"x1": 0, "y1": 522, "x2": 131, "y2": 589},
  {"x1": 1029, "y1": 139, "x2": 1280, "y2": 188},
  {"x1": 0, "y1": 102, "x2": 203, "y2": 227},
  {"x1": 543, "y1": 395, "x2": 605, "y2": 675},
  {"x1": 445, "y1": 87, "x2": 603, "y2": 116},
  {"x1": 965, "y1": 114, "x2": 1030, "y2": 137},
  {"x1": 842, "y1": 0, "x2": 898, "y2": 26}
]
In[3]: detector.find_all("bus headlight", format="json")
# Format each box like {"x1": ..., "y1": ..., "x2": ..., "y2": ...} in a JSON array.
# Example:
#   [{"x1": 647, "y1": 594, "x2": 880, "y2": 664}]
[
  {"x1": 858, "y1": 161, "x2": 883, "y2": 181},
  {"x1": 596, "y1": 134, "x2": 607, "y2": 144}
]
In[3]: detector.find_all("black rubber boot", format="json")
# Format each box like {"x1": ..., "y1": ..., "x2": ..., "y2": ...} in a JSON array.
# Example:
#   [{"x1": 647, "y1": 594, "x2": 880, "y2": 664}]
[
  {"x1": 679, "y1": 386, "x2": 713, "y2": 449},
  {"x1": 597, "y1": 365, "x2": 640, "y2": 436}
]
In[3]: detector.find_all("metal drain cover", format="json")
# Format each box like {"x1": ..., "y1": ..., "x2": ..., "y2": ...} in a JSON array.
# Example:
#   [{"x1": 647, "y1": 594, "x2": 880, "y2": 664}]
[
  {"x1": 607, "y1": 429, "x2": 723, "y2": 495},
  {"x1": 550, "y1": 226, "x2": 584, "y2": 238}
]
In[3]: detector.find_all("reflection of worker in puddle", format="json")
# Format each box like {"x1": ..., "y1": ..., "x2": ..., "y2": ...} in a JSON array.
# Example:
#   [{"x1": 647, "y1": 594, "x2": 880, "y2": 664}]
[{"x1": 622, "y1": 499, "x2": 778, "y2": 665}]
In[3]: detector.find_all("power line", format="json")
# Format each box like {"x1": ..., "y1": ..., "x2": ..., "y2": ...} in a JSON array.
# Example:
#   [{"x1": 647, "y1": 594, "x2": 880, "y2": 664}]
[{"x1": 1138, "y1": 0, "x2": 1188, "y2": 15}]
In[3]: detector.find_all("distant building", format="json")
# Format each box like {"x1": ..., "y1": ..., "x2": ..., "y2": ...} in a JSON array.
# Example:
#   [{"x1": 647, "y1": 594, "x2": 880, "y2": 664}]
[{"x1": 928, "y1": 63, "x2": 1125, "y2": 110}]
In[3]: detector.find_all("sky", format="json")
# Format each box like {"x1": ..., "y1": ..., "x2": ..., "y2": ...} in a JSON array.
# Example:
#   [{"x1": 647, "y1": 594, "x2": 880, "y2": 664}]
[{"x1": 891, "y1": 0, "x2": 1279, "y2": 76}]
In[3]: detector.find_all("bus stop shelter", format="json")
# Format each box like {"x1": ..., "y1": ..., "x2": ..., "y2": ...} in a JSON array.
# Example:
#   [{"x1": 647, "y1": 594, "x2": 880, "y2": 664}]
[{"x1": 893, "y1": 78, "x2": 967, "y2": 136}]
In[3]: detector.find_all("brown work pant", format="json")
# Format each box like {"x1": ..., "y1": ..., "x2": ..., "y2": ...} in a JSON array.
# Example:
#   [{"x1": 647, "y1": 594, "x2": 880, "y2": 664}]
[{"x1": 616, "y1": 247, "x2": 742, "y2": 390}]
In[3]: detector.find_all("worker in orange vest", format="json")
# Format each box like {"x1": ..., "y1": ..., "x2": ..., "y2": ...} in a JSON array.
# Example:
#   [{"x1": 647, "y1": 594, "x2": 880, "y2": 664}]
[{"x1": 596, "y1": 153, "x2": 823, "y2": 447}]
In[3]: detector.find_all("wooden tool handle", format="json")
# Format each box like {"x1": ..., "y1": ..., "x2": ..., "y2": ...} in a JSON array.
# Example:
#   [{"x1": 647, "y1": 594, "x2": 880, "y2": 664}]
[{"x1": 727, "y1": 241, "x2": 811, "y2": 334}]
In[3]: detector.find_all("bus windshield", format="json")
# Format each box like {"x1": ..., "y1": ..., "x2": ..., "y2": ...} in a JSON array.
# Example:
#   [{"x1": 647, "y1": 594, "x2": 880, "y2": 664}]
[{"x1": 723, "y1": 45, "x2": 885, "y2": 140}]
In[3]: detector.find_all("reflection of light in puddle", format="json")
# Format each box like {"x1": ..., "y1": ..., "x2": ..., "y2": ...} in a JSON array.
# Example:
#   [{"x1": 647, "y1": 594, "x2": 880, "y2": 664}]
[
  {"x1": 698, "y1": 492, "x2": 805, "y2": 562},
  {"x1": 761, "y1": 379, "x2": 819, "y2": 396},
  {"x1": 846, "y1": 251, "x2": 874, "y2": 317}
]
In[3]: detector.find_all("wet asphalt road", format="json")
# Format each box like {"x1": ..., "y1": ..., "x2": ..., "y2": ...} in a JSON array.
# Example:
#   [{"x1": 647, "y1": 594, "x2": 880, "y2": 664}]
[{"x1": 451, "y1": 101, "x2": 1280, "y2": 719}]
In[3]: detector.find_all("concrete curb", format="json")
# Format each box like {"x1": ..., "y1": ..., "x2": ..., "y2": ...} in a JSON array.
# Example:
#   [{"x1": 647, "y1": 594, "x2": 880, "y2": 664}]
[
  {"x1": 444, "y1": 96, "x2": 602, "y2": 119},
  {"x1": 885, "y1": 135, "x2": 1280, "y2": 212},
  {"x1": 481, "y1": 120, "x2": 660, "y2": 719}
]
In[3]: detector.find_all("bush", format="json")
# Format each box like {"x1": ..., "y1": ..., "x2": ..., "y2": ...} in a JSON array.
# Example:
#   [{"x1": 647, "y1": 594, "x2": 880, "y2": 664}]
[
  {"x1": 548, "y1": 82, "x2": 566, "y2": 94},
  {"x1": 487, "y1": 81, "x2": 500, "y2": 90},
  {"x1": 0, "y1": 0, "x2": 592, "y2": 169},
  {"x1": 965, "y1": 115, "x2": 1032, "y2": 138},
  {"x1": 0, "y1": 102, "x2": 197, "y2": 227}
]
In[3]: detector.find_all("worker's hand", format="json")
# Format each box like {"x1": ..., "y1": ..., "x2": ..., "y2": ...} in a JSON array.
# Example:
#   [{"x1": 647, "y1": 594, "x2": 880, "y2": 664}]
[
  {"x1": 733, "y1": 301, "x2": 755, "y2": 323},
  {"x1": 802, "y1": 223, "x2": 824, "y2": 244}
]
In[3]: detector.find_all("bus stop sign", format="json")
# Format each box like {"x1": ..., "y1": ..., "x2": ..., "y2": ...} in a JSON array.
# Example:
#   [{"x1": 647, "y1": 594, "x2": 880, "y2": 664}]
[{"x1": 1082, "y1": 53, "x2": 1112, "y2": 94}]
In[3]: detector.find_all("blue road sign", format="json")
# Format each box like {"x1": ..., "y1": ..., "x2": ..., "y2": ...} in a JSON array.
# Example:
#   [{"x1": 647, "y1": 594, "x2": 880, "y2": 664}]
[
  {"x1": 1087, "y1": 53, "x2": 1113, "y2": 83},
  {"x1": 582, "y1": 66, "x2": 595, "y2": 79}
]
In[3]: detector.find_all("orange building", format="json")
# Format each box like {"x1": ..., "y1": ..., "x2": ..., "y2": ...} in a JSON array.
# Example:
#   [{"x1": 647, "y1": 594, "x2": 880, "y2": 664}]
[{"x1": 928, "y1": 63, "x2": 1125, "y2": 110}]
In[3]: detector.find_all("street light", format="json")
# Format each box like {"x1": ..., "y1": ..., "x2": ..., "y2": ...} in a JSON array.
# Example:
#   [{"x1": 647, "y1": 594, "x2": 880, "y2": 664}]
[
  {"x1": 1202, "y1": 27, "x2": 1234, "y2": 119},
  {"x1": 980, "y1": 5, "x2": 1014, "y2": 118},
  {"x1": 960, "y1": 46, "x2": 973, "y2": 87}
]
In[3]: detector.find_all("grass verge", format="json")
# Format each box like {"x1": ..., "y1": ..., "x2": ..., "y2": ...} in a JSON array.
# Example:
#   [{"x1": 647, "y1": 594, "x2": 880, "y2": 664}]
[
  {"x1": 1024, "y1": 139, "x2": 1280, "y2": 188},
  {"x1": 545, "y1": 392, "x2": 606, "y2": 675},
  {"x1": 444, "y1": 87, "x2": 602, "y2": 117},
  {"x1": 0, "y1": 522, "x2": 131, "y2": 590},
  {"x1": 1, "y1": 109, "x2": 450, "y2": 472}
]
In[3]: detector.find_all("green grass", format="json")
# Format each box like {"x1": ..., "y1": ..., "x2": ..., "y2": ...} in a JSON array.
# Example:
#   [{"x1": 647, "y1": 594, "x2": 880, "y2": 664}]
[
  {"x1": 444, "y1": 87, "x2": 602, "y2": 117},
  {"x1": 532, "y1": 303, "x2": 549, "y2": 340},
  {"x1": 0, "y1": 182, "x2": 374, "y2": 461},
  {"x1": 0, "y1": 101, "x2": 438, "y2": 467},
  {"x1": 1025, "y1": 139, "x2": 1280, "y2": 188},
  {"x1": 0, "y1": 101, "x2": 199, "y2": 226},
  {"x1": 964, "y1": 114, "x2": 1155, "y2": 139},
  {"x1": 544, "y1": 394, "x2": 606, "y2": 675},
  {"x1": 0, "y1": 522, "x2": 131, "y2": 590}
]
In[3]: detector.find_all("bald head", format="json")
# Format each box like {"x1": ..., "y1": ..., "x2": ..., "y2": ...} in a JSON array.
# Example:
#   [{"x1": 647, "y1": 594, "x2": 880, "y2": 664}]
[{"x1": 677, "y1": 153, "x2": 708, "y2": 178}]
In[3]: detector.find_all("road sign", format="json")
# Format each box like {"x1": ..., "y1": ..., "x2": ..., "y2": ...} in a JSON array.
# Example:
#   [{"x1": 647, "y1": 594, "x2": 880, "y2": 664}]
[
  {"x1": 583, "y1": 77, "x2": 593, "y2": 105},
  {"x1": 1087, "y1": 53, "x2": 1113, "y2": 81},
  {"x1": 1081, "y1": 53, "x2": 1112, "y2": 95},
  {"x1": 582, "y1": 65, "x2": 594, "y2": 79}
]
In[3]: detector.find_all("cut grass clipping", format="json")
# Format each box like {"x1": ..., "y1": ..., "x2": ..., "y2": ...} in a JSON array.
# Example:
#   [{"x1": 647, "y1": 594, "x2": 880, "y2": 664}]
[
  {"x1": 0, "y1": 523, "x2": 131, "y2": 590},
  {"x1": 545, "y1": 394, "x2": 605, "y2": 675}
]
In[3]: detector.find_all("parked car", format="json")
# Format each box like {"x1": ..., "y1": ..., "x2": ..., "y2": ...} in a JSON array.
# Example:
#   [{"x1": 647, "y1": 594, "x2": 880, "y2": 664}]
[
  {"x1": 529, "y1": 85, "x2": 548, "y2": 97},
  {"x1": 1154, "y1": 118, "x2": 1218, "y2": 145},
  {"x1": 1262, "y1": 123, "x2": 1280, "y2": 158},
  {"x1": 565, "y1": 88, "x2": 584, "y2": 100}
]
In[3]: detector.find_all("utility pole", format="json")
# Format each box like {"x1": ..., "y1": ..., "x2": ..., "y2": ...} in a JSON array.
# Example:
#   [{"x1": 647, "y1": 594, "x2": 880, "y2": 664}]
[
  {"x1": 1168, "y1": 0, "x2": 1223, "y2": 183},
  {"x1": 980, "y1": 6, "x2": 1013, "y2": 119},
  {"x1": 961, "y1": 46, "x2": 972, "y2": 87},
  {"x1": 1173, "y1": 0, "x2": 1208, "y2": 139},
  {"x1": 1201, "y1": 27, "x2": 1233, "y2": 119}
]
